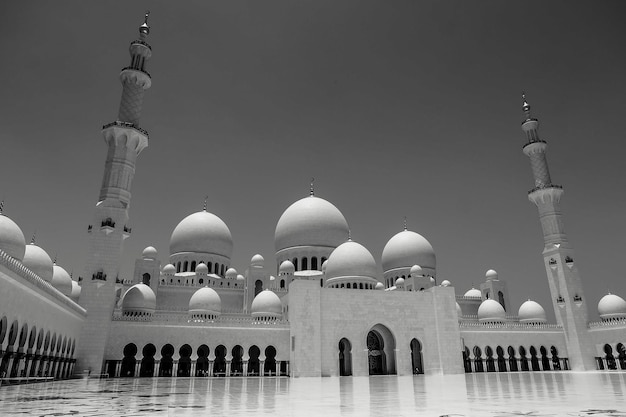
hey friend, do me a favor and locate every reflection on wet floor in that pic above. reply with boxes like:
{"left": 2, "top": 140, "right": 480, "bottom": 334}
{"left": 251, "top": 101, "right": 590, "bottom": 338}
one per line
{"left": 0, "top": 372, "right": 625, "bottom": 416}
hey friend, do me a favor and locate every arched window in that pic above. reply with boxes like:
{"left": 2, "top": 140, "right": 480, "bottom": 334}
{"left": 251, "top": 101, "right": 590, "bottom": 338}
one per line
{"left": 208, "top": 261, "right": 212, "bottom": 272}
{"left": 410, "top": 339, "right": 423, "bottom": 374}
{"left": 498, "top": 291, "right": 506, "bottom": 310}
{"left": 220, "top": 264, "right": 225, "bottom": 276}
{"left": 177, "top": 262, "right": 181, "bottom": 273}
{"left": 339, "top": 338, "right": 352, "bottom": 376}
{"left": 142, "top": 273, "right": 150, "bottom": 286}
{"left": 302, "top": 257, "right": 308, "bottom": 270}
{"left": 311, "top": 257, "right": 318, "bottom": 270}
{"left": 191, "top": 261, "right": 197, "bottom": 272}
{"left": 183, "top": 261, "right": 188, "bottom": 272}
{"left": 280, "top": 279, "right": 285, "bottom": 289}
{"left": 255, "top": 280, "right": 263, "bottom": 297}
{"left": 292, "top": 258, "right": 298, "bottom": 271}
{"left": 214, "top": 263, "right": 219, "bottom": 274}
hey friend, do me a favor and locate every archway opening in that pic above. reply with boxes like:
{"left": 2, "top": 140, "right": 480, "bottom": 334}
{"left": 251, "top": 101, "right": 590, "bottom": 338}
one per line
{"left": 159, "top": 344, "right": 174, "bottom": 377}
{"left": 485, "top": 346, "right": 495, "bottom": 372}
{"left": 120, "top": 343, "right": 137, "bottom": 377}
{"left": 213, "top": 345, "right": 226, "bottom": 376}
{"left": 196, "top": 345, "right": 209, "bottom": 377}
{"left": 410, "top": 338, "right": 423, "bottom": 375}
{"left": 463, "top": 346, "right": 472, "bottom": 373}
{"left": 142, "top": 273, "right": 151, "bottom": 286}
{"left": 540, "top": 346, "right": 551, "bottom": 370}
{"left": 496, "top": 346, "right": 506, "bottom": 372}
{"left": 231, "top": 345, "right": 243, "bottom": 376}
{"left": 530, "top": 346, "right": 540, "bottom": 371}
{"left": 264, "top": 346, "right": 277, "bottom": 376}
{"left": 339, "top": 338, "right": 352, "bottom": 376}
{"left": 605, "top": 344, "right": 617, "bottom": 370}
{"left": 255, "top": 280, "right": 263, "bottom": 297}
{"left": 551, "top": 346, "right": 561, "bottom": 370}
{"left": 473, "top": 346, "right": 484, "bottom": 372}
{"left": 140, "top": 343, "right": 156, "bottom": 377}
{"left": 178, "top": 344, "right": 192, "bottom": 377}
{"left": 507, "top": 346, "right": 518, "bottom": 372}
{"left": 248, "top": 345, "right": 260, "bottom": 376}
{"left": 519, "top": 346, "right": 529, "bottom": 371}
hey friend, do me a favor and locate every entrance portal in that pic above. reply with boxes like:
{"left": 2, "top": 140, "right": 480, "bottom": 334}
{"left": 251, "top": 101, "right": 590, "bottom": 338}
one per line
{"left": 410, "top": 339, "right": 423, "bottom": 374}
{"left": 366, "top": 324, "right": 396, "bottom": 375}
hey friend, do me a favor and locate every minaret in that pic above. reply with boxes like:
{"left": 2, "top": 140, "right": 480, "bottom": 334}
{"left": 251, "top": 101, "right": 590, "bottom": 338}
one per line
{"left": 521, "top": 93, "right": 595, "bottom": 371}
{"left": 75, "top": 13, "right": 153, "bottom": 375}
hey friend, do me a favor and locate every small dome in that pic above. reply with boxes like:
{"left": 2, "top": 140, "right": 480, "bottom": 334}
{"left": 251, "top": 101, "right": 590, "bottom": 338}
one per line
{"left": 169, "top": 211, "right": 233, "bottom": 258}
{"left": 0, "top": 215, "right": 26, "bottom": 261}
{"left": 251, "top": 290, "right": 282, "bottom": 318}
{"left": 189, "top": 287, "right": 222, "bottom": 316}
{"left": 236, "top": 274, "right": 245, "bottom": 281}
{"left": 381, "top": 230, "right": 435, "bottom": 274}
{"left": 225, "top": 267, "right": 237, "bottom": 279}
{"left": 598, "top": 293, "right": 626, "bottom": 320}
{"left": 440, "top": 279, "right": 451, "bottom": 287}
{"left": 251, "top": 254, "right": 264, "bottom": 267}
{"left": 478, "top": 299, "right": 506, "bottom": 323}
{"left": 163, "top": 263, "right": 176, "bottom": 275}
{"left": 142, "top": 246, "right": 158, "bottom": 260}
{"left": 122, "top": 283, "right": 156, "bottom": 315}
{"left": 464, "top": 288, "right": 482, "bottom": 298}
{"left": 486, "top": 269, "right": 498, "bottom": 280}
{"left": 375, "top": 282, "right": 384, "bottom": 290}
{"left": 518, "top": 299, "right": 547, "bottom": 323}
{"left": 395, "top": 277, "right": 405, "bottom": 287}
{"left": 275, "top": 196, "right": 349, "bottom": 252}
{"left": 51, "top": 265, "right": 73, "bottom": 296}
{"left": 325, "top": 240, "right": 378, "bottom": 281}
{"left": 456, "top": 302, "right": 462, "bottom": 318}
{"left": 410, "top": 265, "right": 423, "bottom": 276}
{"left": 429, "top": 277, "right": 435, "bottom": 285}
{"left": 279, "top": 260, "right": 295, "bottom": 275}
{"left": 195, "top": 262, "right": 208, "bottom": 274}
{"left": 23, "top": 244, "right": 53, "bottom": 282}
{"left": 70, "top": 281, "right": 81, "bottom": 302}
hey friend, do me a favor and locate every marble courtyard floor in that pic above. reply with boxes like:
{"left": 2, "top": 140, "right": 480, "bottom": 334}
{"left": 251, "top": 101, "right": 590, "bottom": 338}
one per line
{"left": 0, "top": 372, "right": 625, "bottom": 416}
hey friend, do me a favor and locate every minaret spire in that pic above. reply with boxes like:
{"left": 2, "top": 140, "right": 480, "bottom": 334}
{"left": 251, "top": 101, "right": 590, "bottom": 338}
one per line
{"left": 521, "top": 93, "right": 595, "bottom": 371}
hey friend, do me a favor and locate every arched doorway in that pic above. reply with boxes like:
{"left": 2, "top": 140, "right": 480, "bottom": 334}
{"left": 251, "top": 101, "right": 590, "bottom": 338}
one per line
{"left": 519, "top": 346, "right": 529, "bottom": 371}
{"left": 530, "top": 346, "right": 540, "bottom": 371}
{"left": 551, "top": 346, "right": 561, "bottom": 370}
{"left": 139, "top": 344, "right": 156, "bottom": 377}
{"left": 159, "top": 344, "right": 174, "bottom": 377}
{"left": 120, "top": 343, "right": 137, "bottom": 377}
{"left": 338, "top": 338, "right": 352, "bottom": 376}
{"left": 605, "top": 344, "right": 617, "bottom": 370}
{"left": 496, "top": 346, "right": 506, "bottom": 372}
{"left": 196, "top": 345, "right": 209, "bottom": 376}
{"left": 178, "top": 344, "right": 192, "bottom": 377}
{"left": 540, "top": 346, "right": 551, "bottom": 370}
{"left": 463, "top": 346, "right": 472, "bottom": 373}
{"left": 507, "top": 346, "right": 518, "bottom": 372}
{"left": 366, "top": 324, "right": 396, "bottom": 375}
{"left": 473, "top": 346, "right": 484, "bottom": 372}
{"left": 485, "top": 346, "right": 495, "bottom": 372}
{"left": 255, "top": 280, "right": 263, "bottom": 297}
{"left": 410, "top": 339, "right": 423, "bottom": 375}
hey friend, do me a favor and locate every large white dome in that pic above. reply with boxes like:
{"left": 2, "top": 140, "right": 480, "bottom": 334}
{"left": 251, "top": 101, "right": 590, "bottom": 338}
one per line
{"left": 170, "top": 211, "right": 233, "bottom": 258}
{"left": 598, "top": 293, "right": 626, "bottom": 320}
{"left": 518, "top": 299, "right": 547, "bottom": 323}
{"left": 122, "top": 283, "right": 156, "bottom": 315}
{"left": 275, "top": 196, "right": 349, "bottom": 252}
{"left": 381, "top": 230, "right": 435, "bottom": 273}
{"left": 189, "top": 287, "right": 221, "bottom": 317}
{"left": 478, "top": 299, "right": 506, "bottom": 323}
{"left": 325, "top": 240, "right": 378, "bottom": 281}
{"left": 23, "top": 244, "right": 54, "bottom": 282}
{"left": 51, "top": 265, "right": 73, "bottom": 296}
{"left": 0, "top": 215, "right": 26, "bottom": 261}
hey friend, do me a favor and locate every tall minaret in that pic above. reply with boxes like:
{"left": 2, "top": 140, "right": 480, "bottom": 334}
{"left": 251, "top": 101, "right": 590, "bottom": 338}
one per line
{"left": 521, "top": 93, "right": 595, "bottom": 371}
{"left": 75, "top": 13, "right": 153, "bottom": 375}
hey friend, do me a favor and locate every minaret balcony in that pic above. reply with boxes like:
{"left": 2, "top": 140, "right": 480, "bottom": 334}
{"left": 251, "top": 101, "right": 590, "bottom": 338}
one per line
{"left": 101, "top": 218, "right": 116, "bottom": 235}
{"left": 123, "top": 225, "right": 132, "bottom": 240}
{"left": 522, "top": 138, "right": 547, "bottom": 149}
{"left": 102, "top": 120, "right": 149, "bottom": 137}
{"left": 120, "top": 67, "right": 151, "bottom": 89}
{"left": 528, "top": 184, "right": 563, "bottom": 195}
{"left": 130, "top": 39, "right": 152, "bottom": 50}
{"left": 102, "top": 121, "right": 149, "bottom": 154}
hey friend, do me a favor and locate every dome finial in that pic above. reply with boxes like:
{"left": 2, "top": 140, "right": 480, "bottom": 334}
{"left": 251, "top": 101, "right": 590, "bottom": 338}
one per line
{"left": 403, "top": 216, "right": 407, "bottom": 231}
{"left": 348, "top": 228, "right": 352, "bottom": 241}
{"left": 139, "top": 10, "right": 150, "bottom": 36}
{"left": 0, "top": 199, "right": 4, "bottom": 215}
{"left": 30, "top": 230, "right": 36, "bottom": 245}
{"left": 203, "top": 195, "right": 208, "bottom": 211}
{"left": 310, "top": 177, "right": 315, "bottom": 196}
{"left": 522, "top": 91, "right": 531, "bottom": 118}
{"left": 53, "top": 253, "right": 57, "bottom": 265}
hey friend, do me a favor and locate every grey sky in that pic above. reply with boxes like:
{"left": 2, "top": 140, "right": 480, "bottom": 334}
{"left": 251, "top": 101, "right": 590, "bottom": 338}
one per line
{"left": 0, "top": 1, "right": 625, "bottom": 320}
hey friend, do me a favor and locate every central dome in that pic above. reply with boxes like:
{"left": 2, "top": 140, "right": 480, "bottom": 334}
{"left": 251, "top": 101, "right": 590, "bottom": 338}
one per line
{"left": 381, "top": 230, "right": 435, "bottom": 273}
{"left": 275, "top": 196, "right": 349, "bottom": 252}
{"left": 170, "top": 211, "right": 233, "bottom": 258}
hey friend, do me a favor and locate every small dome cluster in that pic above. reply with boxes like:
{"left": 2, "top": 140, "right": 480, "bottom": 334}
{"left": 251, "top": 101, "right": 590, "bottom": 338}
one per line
{"left": 23, "top": 243, "right": 54, "bottom": 282}
{"left": 52, "top": 264, "right": 73, "bottom": 296}
{"left": 464, "top": 288, "right": 482, "bottom": 298}
{"left": 0, "top": 215, "right": 26, "bottom": 261}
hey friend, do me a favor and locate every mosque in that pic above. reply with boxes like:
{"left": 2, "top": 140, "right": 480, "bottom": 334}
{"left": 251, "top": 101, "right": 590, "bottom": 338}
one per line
{"left": 0, "top": 15, "right": 625, "bottom": 382}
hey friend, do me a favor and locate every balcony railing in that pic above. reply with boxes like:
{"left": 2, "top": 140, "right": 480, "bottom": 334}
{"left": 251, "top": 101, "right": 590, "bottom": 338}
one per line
{"left": 130, "top": 39, "right": 152, "bottom": 50}
{"left": 528, "top": 184, "right": 563, "bottom": 195}
{"left": 121, "top": 66, "right": 151, "bottom": 79}
{"left": 102, "top": 120, "right": 149, "bottom": 137}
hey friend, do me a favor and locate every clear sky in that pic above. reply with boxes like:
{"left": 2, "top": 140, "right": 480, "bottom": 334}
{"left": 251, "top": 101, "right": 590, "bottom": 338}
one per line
{"left": 0, "top": 1, "right": 625, "bottom": 321}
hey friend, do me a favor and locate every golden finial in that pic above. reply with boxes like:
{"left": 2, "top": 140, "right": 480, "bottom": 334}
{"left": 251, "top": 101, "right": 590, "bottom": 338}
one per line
{"left": 310, "top": 177, "right": 315, "bottom": 196}
{"left": 203, "top": 196, "right": 208, "bottom": 211}
{"left": 348, "top": 228, "right": 352, "bottom": 241}
{"left": 403, "top": 216, "right": 407, "bottom": 231}
{"left": 139, "top": 10, "right": 150, "bottom": 36}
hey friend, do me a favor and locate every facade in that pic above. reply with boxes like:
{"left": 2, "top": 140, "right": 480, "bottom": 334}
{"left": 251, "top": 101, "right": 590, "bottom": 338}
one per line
{"left": 1, "top": 17, "right": 626, "bottom": 383}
